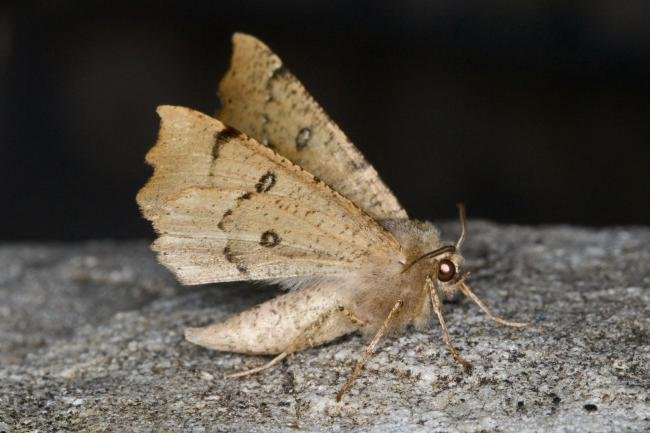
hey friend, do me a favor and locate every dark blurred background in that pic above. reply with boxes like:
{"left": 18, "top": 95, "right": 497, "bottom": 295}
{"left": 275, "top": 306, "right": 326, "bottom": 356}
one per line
{"left": 1, "top": 1, "right": 649, "bottom": 241}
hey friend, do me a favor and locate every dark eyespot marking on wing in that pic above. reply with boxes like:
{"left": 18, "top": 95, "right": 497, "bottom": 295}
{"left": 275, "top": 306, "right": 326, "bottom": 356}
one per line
{"left": 260, "top": 230, "right": 281, "bottom": 247}
{"left": 295, "top": 127, "right": 312, "bottom": 150}
{"left": 255, "top": 171, "right": 276, "bottom": 193}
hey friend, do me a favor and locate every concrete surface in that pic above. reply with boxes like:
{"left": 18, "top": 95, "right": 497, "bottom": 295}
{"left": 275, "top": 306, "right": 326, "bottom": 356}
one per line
{"left": 1, "top": 221, "right": 648, "bottom": 432}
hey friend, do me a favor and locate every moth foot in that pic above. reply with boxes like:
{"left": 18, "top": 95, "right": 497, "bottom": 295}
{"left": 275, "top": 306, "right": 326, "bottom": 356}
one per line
{"left": 490, "top": 316, "right": 528, "bottom": 328}
{"left": 337, "top": 305, "right": 367, "bottom": 326}
{"left": 227, "top": 352, "right": 288, "bottom": 379}
{"left": 452, "top": 353, "right": 473, "bottom": 372}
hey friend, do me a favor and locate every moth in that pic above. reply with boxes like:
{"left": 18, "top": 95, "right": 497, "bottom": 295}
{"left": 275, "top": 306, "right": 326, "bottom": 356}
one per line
{"left": 137, "top": 33, "right": 526, "bottom": 401}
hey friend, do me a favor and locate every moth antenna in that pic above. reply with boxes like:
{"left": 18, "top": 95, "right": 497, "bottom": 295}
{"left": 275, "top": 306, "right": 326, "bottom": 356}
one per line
{"left": 455, "top": 203, "right": 467, "bottom": 250}
{"left": 401, "top": 245, "right": 455, "bottom": 273}
{"left": 459, "top": 281, "right": 528, "bottom": 328}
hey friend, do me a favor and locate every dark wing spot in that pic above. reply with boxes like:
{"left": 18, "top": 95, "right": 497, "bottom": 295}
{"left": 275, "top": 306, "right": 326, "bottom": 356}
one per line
{"left": 295, "top": 127, "right": 312, "bottom": 150}
{"left": 260, "top": 230, "right": 281, "bottom": 247}
{"left": 255, "top": 171, "right": 277, "bottom": 193}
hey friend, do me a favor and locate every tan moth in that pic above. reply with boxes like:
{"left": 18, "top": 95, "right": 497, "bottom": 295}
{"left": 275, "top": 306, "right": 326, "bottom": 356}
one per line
{"left": 137, "top": 33, "right": 526, "bottom": 401}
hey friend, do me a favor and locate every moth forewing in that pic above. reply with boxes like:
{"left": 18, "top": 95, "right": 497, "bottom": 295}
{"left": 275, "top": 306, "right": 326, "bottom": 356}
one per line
{"left": 138, "top": 105, "right": 403, "bottom": 286}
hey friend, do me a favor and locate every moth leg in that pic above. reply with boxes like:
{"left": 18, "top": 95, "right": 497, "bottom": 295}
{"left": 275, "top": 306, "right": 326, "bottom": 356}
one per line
{"left": 428, "top": 276, "right": 472, "bottom": 371}
{"left": 336, "top": 299, "right": 403, "bottom": 402}
{"left": 227, "top": 352, "right": 289, "bottom": 378}
{"left": 337, "top": 305, "right": 367, "bottom": 327}
{"left": 459, "top": 282, "right": 528, "bottom": 328}
{"left": 228, "top": 305, "right": 364, "bottom": 379}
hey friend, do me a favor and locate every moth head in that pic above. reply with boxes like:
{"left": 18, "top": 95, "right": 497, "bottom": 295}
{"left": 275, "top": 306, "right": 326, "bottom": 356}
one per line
{"left": 402, "top": 203, "right": 469, "bottom": 297}
{"left": 434, "top": 252, "right": 469, "bottom": 299}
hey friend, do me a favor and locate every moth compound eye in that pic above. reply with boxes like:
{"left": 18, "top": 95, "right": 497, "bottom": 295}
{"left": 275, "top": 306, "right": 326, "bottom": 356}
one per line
{"left": 437, "top": 259, "right": 456, "bottom": 282}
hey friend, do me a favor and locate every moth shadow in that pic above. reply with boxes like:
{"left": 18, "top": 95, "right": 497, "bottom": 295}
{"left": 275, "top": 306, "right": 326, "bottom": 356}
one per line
{"left": 175, "top": 281, "right": 284, "bottom": 325}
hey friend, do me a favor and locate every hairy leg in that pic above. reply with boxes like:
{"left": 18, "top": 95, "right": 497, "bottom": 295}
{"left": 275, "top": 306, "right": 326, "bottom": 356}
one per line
{"left": 428, "top": 276, "right": 472, "bottom": 371}
{"left": 336, "top": 299, "right": 403, "bottom": 401}
{"left": 459, "top": 282, "right": 528, "bottom": 327}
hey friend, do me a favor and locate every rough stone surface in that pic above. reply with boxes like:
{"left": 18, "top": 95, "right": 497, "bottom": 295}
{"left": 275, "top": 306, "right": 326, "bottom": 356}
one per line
{"left": 1, "top": 222, "right": 648, "bottom": 432}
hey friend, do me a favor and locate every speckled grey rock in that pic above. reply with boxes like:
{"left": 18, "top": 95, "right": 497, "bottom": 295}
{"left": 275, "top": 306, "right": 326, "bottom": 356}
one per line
{"left": 1, "top": 222, "right": 649, "bottom": 432}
